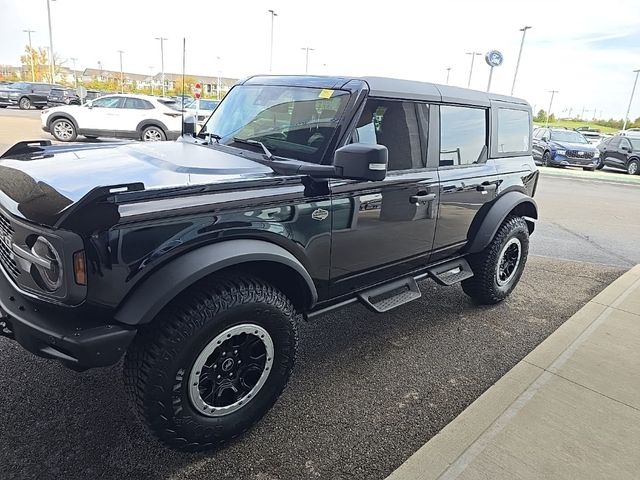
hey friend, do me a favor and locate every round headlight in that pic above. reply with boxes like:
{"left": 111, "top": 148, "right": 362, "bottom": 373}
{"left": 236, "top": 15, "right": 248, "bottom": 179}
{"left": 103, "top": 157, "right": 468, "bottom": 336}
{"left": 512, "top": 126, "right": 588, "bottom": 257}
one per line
{"left": 31, "top": 237, "right": 63, "bottom": 292}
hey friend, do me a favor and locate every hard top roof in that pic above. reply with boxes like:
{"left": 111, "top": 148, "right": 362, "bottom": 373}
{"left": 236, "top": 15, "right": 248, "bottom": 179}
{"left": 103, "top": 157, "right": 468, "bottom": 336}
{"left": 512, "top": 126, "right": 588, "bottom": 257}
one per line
{"left": 241, "top": 75, "right": 529, "bottom": 108}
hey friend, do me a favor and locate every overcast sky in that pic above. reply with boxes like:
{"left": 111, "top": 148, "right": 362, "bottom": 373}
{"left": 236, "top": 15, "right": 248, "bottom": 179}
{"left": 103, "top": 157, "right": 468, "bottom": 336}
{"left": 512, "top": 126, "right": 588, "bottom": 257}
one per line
{"left": 1, "top": 0, "right": 639, "bottom": 118}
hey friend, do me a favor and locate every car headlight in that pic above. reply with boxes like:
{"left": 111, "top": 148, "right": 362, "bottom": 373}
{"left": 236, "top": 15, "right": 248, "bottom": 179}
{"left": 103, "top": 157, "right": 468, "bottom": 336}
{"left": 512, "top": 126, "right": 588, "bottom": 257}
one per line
{"left": 555, "top": 150, "right": 566, "bottom": 156}
{"left": 8, "top": 92, "right": 20, "bottom": 98}
{"left": 30, "top": 237, "right": 63, "bottom": 292}
{"left": 593, "top": 151, "right": 600, "bottom": 158}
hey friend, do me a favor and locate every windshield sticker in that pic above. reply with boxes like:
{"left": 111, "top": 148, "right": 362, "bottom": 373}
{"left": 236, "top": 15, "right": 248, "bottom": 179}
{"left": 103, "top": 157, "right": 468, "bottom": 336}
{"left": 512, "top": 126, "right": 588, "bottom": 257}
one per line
{"left": 318, "top": 89, "right": 334, "bottom": 99}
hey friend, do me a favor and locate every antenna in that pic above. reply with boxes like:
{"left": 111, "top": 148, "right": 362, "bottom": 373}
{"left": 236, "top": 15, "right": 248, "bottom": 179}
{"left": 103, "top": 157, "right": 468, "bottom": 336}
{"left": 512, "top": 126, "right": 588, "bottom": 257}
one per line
{"left": 181, "top": 37, "right": 186, "bottom": 137}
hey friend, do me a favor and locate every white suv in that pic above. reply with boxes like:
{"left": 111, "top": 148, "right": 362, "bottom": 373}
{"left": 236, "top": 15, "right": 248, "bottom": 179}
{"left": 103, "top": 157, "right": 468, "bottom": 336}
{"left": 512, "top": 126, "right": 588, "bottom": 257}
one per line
{"left": 41, "top": 94, "right": 183, "bottom": 142}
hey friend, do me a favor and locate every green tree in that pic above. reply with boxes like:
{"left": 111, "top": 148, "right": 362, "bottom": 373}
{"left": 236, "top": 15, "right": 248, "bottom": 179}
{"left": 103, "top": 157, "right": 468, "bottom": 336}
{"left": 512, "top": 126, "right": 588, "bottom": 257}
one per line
{"left": 170, "top": 76, "right": 197, "bottom": 97}
{"left": 548, "top": 113, "right": 556, "bottom": 123}
{"left": 534, "top": 109, "right": 547, "bottom": 122}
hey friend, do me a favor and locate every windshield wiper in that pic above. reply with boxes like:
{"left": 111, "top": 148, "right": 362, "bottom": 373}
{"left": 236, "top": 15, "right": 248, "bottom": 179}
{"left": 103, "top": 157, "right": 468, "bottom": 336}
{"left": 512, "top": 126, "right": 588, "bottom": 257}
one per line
{"left": 233, "top": 137, "right": 274, "bottom": 160}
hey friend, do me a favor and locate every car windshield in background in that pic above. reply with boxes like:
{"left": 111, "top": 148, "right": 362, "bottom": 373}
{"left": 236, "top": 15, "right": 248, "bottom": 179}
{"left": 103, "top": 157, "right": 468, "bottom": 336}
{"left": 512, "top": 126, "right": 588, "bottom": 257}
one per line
{"left": 158, "top": 99, "right": 181, "bottom": 111}
{"left": 551, "top": 130, "right": 588, "bottom": 144}
{"left": 200, "top": 85, "right": 350, "bottom": 164}
{"left": 186, "top": 100, "right": 219, "bottom": 110}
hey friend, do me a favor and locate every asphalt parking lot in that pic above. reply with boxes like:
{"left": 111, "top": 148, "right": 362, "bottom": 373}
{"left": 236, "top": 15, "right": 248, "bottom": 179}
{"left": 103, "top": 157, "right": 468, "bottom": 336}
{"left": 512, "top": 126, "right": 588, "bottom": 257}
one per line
{"left": 0, "top": 109, "right": 638, "bottom": 480}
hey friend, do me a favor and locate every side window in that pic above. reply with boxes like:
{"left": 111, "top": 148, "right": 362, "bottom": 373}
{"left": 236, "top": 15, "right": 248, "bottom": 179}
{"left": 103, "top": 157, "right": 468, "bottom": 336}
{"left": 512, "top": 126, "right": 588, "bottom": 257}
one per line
{"left": 440, "top": 105, "right": 487, "bottom": 166}
{"left": 355, "top": 99, "right": 423, "bottom": 171}
{"left": 91, "top": 96, "right": 122, "bottom": 108}
{"left": 497, "top": 108, "right": 530, "bottom": 153}
{"left": 124, "top": 97, "right": 153, "bottom": 109}
{"left": 609, "top": 137, "right": 621, "bottom": 148}
{"left": 621, "top": 138, "right": 631, "bottom": 149}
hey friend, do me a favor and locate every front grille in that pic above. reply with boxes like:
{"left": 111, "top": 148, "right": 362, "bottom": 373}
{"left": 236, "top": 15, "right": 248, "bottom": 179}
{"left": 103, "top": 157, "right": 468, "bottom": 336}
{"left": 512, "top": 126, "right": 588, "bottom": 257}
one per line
{"left": 566, "top": 150, "right": 594, "bottom": 159}
{"left": 0, "top": 212, "right": 20, "bottom": 279}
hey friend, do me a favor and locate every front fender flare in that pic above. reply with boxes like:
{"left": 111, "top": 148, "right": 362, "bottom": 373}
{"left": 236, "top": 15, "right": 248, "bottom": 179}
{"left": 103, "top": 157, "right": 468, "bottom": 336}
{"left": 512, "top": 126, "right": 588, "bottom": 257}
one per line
{"left": 466, "top": 191, "right": 538, "bottom": 254}
{"left": 114, "top": 239, "right": 318, "bottom": 326}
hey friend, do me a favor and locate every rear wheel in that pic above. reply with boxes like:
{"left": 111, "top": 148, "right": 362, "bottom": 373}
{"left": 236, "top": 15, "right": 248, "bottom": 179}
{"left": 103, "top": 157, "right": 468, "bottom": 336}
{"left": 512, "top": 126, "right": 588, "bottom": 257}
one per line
{"left": 628, "top": 159, "right": 639, "bottom": 175}
{"left": 542, "top": 151, "right": 552, "bottom": 167}
{"left": 18, "top": 97, "right": 31, "bottom": 110}
{"left": 141, "top": 125, "right": 166, "bottom": 141}
{"left": 596, "top": 158, "right": 605, "bottom": 170}
{"left": 462, "top": 216, "right": 529, "bottom": 305}
{"left": 50, "top": 118, "right": 77, "bottom": 142}
{"left": 123, "top": 276, "right": 298, "bottom": 451}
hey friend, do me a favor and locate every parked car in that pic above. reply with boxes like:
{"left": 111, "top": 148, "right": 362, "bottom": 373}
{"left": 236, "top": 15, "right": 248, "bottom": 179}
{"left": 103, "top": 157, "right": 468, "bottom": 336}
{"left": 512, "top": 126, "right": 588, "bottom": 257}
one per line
{"left": 596, "top": 135, "right": 640, "bottom": 174}
{"left": 532, "top": 127, "right": 599, "bottom": 170}
{"left": 47, "top": 87, "right": 81, "bottom": 107}
{"left": 41, "top": 93, "right": 183, "bottom": 142}
{"left": 574, "top": 127, "right": 602, "bottom": 145}
{"left": 184, "top": 99, "right": 219, "bottom": 126}
{"left": 174, "top": 94, "right": 194, "bottom": 109}
{"left": 0, "top": 81, "right": 62, "bottom": 109}
{"left": 618, "top": 128, "right": 640, "bottom": 138}
{"left": 0, "top": 75, "right": 538, "bottom": 450}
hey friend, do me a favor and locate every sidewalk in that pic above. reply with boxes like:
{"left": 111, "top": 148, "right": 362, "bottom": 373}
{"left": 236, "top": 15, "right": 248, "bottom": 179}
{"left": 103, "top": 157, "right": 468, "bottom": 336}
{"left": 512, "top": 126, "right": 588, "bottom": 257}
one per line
{"left": 387, "top": 265, "right": 640, "bottom": 480}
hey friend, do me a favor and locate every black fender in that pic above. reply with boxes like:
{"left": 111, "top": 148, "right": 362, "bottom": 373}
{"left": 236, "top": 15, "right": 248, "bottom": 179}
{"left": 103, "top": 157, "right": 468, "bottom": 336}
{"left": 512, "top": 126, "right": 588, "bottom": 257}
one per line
{"left": 466, "top": 191, "right": 538, "bottom": 254}
{"left": 114, "top": 239, "right": 318, "bottom": 326}
{"left": 136, "top": 119, "right": 170, "bottom": 136}
{"left": 48, "top": 112, "right": 79, "bottom": 130}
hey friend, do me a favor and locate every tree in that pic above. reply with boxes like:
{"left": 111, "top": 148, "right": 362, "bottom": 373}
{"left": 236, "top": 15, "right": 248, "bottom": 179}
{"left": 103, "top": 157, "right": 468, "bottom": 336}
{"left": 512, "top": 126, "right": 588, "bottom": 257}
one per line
{"left": 19, "top": 45, "right": 65, "bottom": 82}
{"left": 534, "top": 109, "right": 547, "bottom": 122}
{"left": 547, "top": 113, "right": 556, "bottom": 124}
{"left": 170, "top": 76, "right": 197, "bottom": 97}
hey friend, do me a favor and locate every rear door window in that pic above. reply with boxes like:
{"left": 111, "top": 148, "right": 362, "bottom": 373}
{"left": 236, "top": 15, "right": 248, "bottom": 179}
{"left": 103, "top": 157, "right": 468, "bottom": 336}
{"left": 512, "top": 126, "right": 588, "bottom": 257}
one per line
{"left": 496, "top": 108, "right": 530, "bottom": 153}
{"left": 440, "top": 106, "right": 487, "bottom": 166}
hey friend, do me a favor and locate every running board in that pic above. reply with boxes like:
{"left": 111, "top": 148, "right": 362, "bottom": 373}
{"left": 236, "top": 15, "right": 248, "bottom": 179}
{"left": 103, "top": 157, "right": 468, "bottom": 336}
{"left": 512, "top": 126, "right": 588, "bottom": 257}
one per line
{"left": 358, "top": 277, "right": 421, "bottom": 313}
{"left": 428, "top": 258, "right": 474, "bottom": 286}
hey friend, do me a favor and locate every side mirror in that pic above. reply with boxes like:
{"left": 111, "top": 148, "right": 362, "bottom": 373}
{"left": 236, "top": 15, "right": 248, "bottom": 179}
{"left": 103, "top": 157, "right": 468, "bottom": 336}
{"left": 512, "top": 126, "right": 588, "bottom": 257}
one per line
{"left": 182, "top": 114, "right": 196, "bottom": 137}
{"left": 86, "top": 102, "right": 93, "bottom": 109}
{"left": 333, "top": 143, "right": 388, "bottom": 181}
{"left": 542, "top": 136, "right": 549, "bottom": 142}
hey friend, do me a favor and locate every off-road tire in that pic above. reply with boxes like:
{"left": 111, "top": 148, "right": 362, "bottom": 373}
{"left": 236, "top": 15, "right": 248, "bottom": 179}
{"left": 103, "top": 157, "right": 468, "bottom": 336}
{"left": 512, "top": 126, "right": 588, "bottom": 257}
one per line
{"left": 123, "top": 276, "right": 298, "bottom": 451}
{"left": 462, "top": 216, "right": 529, "bottom": 305}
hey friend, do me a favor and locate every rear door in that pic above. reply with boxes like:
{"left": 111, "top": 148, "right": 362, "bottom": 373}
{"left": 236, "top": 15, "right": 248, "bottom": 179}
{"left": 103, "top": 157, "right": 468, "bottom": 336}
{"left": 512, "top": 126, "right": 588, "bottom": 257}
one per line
{"left": 329, "top": 98, "right": 440, "bottom": 296}
{"left": 431, "top": 104, "right": 498, "bottom": 262}
{"left": 115, "top": 97, "right": 156, "bottom": 138}
{"left": 32, "top": 83, "right": 52, "bottom": 106}
{"left": 603, "top": 137, "right": 622, "bottom": 168}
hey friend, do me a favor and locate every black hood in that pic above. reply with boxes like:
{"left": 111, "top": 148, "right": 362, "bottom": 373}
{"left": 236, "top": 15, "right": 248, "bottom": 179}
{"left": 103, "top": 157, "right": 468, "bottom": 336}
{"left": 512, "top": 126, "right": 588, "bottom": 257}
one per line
{"left": 0, "top": 141, "right": 274, "bottom": 227}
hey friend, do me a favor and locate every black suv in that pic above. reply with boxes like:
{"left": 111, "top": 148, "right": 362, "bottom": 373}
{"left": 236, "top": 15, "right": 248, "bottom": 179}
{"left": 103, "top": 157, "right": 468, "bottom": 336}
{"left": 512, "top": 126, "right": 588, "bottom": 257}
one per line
{"left": 597, "top": 135, "right": 640, "bottom": 174}
{"left": 0, "top": 75, "right": 538, "bottom": 450}
{"left": 0, "top": 81, "right": 61, "bottom": 109}
{"left": 47, "top": 87, "right": 81, "bottom": 107}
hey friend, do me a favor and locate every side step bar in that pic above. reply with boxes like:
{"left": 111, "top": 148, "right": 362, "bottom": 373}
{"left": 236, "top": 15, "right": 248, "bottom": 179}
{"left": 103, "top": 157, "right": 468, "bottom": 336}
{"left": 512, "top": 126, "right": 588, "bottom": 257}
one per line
{"left": 428, "top": 258, "right": 474, "bottom": 286}
{"left": 358, "top": 277, "right": 421, "bottom": 313}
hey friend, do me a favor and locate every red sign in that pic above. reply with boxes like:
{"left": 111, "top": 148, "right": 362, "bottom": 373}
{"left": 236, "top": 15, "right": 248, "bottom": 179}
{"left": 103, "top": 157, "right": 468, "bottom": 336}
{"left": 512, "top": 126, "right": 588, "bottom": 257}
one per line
{"left": 194, "top": 83, "right": 202, "bottom": 99}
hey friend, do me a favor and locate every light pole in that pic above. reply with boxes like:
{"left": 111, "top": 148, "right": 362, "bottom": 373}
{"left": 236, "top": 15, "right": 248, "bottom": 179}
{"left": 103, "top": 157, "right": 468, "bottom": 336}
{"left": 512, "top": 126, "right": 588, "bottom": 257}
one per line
{"left": 148, "top": 66, "right": 154, "bottom": 95}
{"left": 301, "top": 47, "right": 315, "bottom": 74}
{"left": 216, "top": 56, "right": 221, "bottom": 100}
{"left": 545, "top": 90, "right": 558, "bottom": 127}
{"left": 23, "top": 30, "right": 36, "bottom": 81}
{"left": 118, "top": 50, "right": 124, "bottom": 93}
{"left": 268, "top": 9, "right": 277, "bottom": 72}
{"left": 622, "top": 69, "right": 640, "bottom": 130}
{"left": 46, "top": 0, "right": 56, "bottom": 83}
{"left": 466, "top": 52, "right": 482, "bottom": 88}
{"left": 446, "top": 67, "right": 452, "bottom": 84}
{"left": 97, "top": 60, "right": 103, "bottom": 80}
{"left": 511, "top": 26, "right": 532, "bottom": 96}
{"left": 70, "top": 57, "right": 77, "bottom": 87}
{"left": 155, "top": 37, "right": 168, "bottom": 96}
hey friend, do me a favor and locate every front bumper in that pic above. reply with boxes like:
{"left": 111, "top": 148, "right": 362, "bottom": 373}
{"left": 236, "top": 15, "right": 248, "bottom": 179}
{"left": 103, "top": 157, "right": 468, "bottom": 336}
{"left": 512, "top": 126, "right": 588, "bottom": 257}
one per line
{"left": 550, "top": 154, "right": 598, "bottom": 168}
{"left": 0, "top": 271, "right": 136, "bottom": 370}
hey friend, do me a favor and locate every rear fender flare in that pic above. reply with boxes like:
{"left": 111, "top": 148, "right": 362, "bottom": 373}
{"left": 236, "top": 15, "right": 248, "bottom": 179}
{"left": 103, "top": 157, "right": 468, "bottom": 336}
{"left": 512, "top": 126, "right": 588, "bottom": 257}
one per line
{"left": 114, "top": 239, "right": 318, "bottom": 326}
{"left": 466, "top": 191, "right": 538, "bottom": 254}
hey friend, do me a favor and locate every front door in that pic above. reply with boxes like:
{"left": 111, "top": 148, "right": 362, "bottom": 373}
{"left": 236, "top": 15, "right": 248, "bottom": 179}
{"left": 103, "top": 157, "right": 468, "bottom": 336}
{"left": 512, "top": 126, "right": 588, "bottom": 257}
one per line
{"left": 431, "top": 104, "right": 498, "bottom": 261}
{"left": 329, "top": 99, "right": 439, "bottom": 297}
{"left": 76, "top": 96, "right": 123, "bottom": 136}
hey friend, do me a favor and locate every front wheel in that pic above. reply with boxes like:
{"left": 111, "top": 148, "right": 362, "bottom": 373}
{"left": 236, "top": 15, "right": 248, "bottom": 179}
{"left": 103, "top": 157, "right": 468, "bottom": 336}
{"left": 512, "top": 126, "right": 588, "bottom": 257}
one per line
{"left": 123, "top": 276, "right": 298, "bottom": 451}
{"left": 462, "top": 216, "right": 530, "bottom": 305}
{"left": 542, "top": 151, "right": 552, "bottom": 167}
{"left": 141, "top": 125, "right": 166, "bottom": 141}
{"left": 50, "top": 118, "right": 77, "bottom": 142}
{"left": 18, "top": 97, "right": 31, "bottom": 110}
{"left": 628, "top": 159, "right": 639, "bottom": 175}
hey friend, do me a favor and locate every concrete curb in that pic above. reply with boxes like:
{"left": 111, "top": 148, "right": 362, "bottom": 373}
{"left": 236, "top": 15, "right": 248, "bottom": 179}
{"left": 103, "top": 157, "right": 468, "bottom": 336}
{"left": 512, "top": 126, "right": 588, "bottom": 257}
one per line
{"left": 386, "top": 264, "right": 640, "bottom": 480}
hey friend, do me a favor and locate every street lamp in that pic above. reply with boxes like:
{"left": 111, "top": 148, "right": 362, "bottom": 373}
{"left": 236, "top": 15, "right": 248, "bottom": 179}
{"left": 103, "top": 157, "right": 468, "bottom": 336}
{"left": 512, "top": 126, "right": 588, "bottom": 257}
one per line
{"left": 301, "top": 47, "right": 315, "bottom": 74}
{"left": 148, "top": 66, "right": 154, "bottom": 95}
{"left": 446, "top": 67, "right": 452, "bottom": 85}
{"left": 622, "top": 69, "right": 640, "bottom": 130}
{"left": 46, "top": 0, "right": 56, "bottom": 83}
{"left": 466, "top": 52, "right": 482, "bottom": 88}
{"left": 545, "top": 90, "right": 558, "bottom": 127}
{"left": 155, "top": 37, "right": 168, "bottom": 96}
{"left": 511, "top": 26, "right": 532, "bottom": 96}
{"left": 23, "top": 29, "right": 36, "bottom": 82}
{"left": 268, "top": 9, "right": 277, "bottom": 72}
{"left": 70, "top": 57, "right": 77, "bottom": 87}
{"left": 118, "top": 50, "right": 124, "bottom": 93}
{"left": 216, "top": 56, "right": 222, "bottom": 100}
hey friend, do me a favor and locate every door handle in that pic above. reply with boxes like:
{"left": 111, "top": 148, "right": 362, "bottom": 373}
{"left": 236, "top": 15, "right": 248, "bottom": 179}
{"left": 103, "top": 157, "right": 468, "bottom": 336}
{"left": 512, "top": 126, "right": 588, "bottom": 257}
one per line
{"left": 477, "top": 182, "right": 497, "bottom": 193}
{"left": 409, "top": 192, "right": 436, "bottom": 204}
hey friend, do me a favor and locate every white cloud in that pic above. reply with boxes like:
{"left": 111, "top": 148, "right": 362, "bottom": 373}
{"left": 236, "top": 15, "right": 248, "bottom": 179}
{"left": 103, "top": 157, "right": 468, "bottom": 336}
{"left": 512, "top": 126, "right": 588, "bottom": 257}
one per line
{"left": 0, "top": 0, "right": 639, "bottom": 118}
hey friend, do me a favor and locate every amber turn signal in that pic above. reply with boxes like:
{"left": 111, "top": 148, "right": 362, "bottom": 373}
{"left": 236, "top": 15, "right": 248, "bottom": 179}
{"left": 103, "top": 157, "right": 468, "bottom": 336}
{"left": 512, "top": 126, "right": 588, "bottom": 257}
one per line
{"left": 73, "top": 250, "right": 87, "bottom": 285}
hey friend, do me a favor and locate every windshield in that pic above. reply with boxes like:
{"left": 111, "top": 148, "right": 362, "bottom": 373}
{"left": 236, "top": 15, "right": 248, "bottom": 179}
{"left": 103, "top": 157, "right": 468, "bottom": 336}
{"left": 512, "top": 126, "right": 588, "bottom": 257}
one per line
{"left": 550, "top": 130, "right": 588, "bottom": 144}
{"left": 186, "top": 100, "right": 219, "bottom": 110}
{"left": 200, "top": 85, "right": 351, "bottom": 164}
